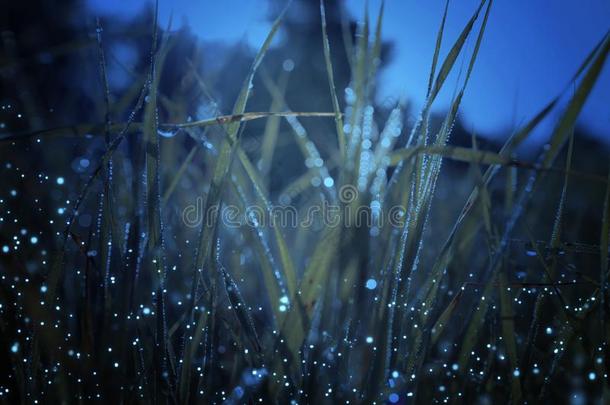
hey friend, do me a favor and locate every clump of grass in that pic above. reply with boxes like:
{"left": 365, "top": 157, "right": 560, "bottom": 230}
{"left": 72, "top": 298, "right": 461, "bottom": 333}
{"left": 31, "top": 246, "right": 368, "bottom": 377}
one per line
{"left": 1, "top": 0, "right": 609, "bottom": 403}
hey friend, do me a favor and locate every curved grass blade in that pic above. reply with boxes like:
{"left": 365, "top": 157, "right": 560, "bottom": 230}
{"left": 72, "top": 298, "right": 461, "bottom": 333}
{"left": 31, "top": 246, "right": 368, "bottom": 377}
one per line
{"left": 427, "top": 0, "right": 486, "bottom": 106}
{"left": 0, "top": 111, "right": 336, "bottom": 143}
{"left": 258, "top": 69, "right": 289, "bottom": 180}
{"left": 426, "top": 0, "right": 450, "bottom": 98}
{"left": 161, "top": 144, "right": 199, "bottom": 206}
{"left": 190, "top": 1, "right": 291, "bottom": 286}
{"left": 320, "top": 0, "right": 346, "bottom": 162}
{"left": 498, "top": 272, "right": 523, "bottom": 402}
{"left": 188, "top": 64, "right": 301, "bottom": 307}
{"left": 181, "top": 5, "right": 291, "bottom": 399}
{"left": 219, "top": 264, "right": 262, "bottom": 354}
{"left": 542, "top": 32, "right": 610, "bottom": 168}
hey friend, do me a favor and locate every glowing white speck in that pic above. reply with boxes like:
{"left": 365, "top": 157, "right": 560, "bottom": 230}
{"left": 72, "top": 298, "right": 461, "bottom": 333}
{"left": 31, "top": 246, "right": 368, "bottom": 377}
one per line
{"left": 56, "top": 177, "right": 64, "bottom": 185}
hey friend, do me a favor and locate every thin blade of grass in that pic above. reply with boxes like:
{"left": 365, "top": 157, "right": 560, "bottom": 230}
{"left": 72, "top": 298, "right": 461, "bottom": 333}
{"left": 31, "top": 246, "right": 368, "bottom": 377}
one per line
{"left": 542, "top": 32, "right": 610, "bottom": 168}
{"left": 161, "top": 144, "right": 199, "bottom": 205}
{"left": 427, "top": 0, "right": 486, "bottom": 106}
{"left": 190, "top": 3, "right": 290, "bottom": 285}
{"left": 181, "top": 6, "right": 290, "bottom": 400}
{"left": 258, "top": 69, "right": 289, "bottom": 179}
{"left": 320, "top": 0, "right": 346, "bottom": 162}
{"left": 0, "top": 111, "right": 336, "bottom": 143}
{"left": 426, "top": 0, "right": 450, "bottom": 97}
{"left": 218, "top": 264, "right": 262, "bottom": 354}
{"left": 498, "top": 272, "right": 523, "bottom": 402}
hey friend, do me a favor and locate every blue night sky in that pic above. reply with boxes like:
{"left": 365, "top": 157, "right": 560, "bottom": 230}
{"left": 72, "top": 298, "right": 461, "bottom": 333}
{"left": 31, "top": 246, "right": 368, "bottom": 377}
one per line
{"left": 88, "top": 0, "right": 610, "bottom": 146}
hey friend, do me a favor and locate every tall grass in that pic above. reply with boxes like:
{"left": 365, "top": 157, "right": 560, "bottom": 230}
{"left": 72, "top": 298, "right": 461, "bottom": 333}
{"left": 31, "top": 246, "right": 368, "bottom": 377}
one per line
{"left": 1, "top": 0, "right": 610, "bottom": 403}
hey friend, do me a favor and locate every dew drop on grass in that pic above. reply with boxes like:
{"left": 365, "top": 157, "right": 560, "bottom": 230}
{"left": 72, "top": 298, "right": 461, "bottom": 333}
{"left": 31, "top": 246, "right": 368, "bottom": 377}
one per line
{"left": 282, "top": 58, "right": 294, "bottom": 72}
{"left": 365, "top": 279, "right": 377, "bottom": 290}
{"left": 323, "top": 177, "right": 334, "bottom": 188}
{"left": 157, "top": 128, "right": 178, "bottom": 138}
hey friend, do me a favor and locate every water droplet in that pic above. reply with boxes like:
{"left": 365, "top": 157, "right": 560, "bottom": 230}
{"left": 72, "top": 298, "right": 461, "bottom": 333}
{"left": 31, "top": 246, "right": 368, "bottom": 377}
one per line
{"left": 157, "top": 128, "right": 178, "bottom": 138}
{"left": 282, "top": 58, "right": 295, "bottom": 72}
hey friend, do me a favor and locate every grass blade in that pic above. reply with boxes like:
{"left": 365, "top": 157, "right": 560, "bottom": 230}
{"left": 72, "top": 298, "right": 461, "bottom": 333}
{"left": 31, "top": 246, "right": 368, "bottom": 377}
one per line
{"left": 542, "top": 32, "right": 610, "bottom": 168}
{"left": 320, "top": 0, "right": 346, "bottom": 162}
